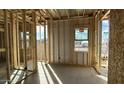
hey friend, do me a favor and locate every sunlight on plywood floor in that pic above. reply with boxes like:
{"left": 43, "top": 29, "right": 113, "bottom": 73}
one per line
{"left": 22, "top": 62, "right": 107, "bottom": 84}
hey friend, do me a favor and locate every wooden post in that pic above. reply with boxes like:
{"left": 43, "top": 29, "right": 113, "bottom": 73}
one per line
{"left": 10, "top": 12, "right": 14, "bottom": 70}
{"left": 98, "top": 19, "right": 102, "bottom": 68}
{"left": 22, "top": 10, "right": 27, "bottom": 70}
{"left": 4, "top": 9, "right": 10, "bottom": 82}
{"left": 44, "top": 21, "right": 47, "bottom": 62}
{"left": 47, "top": 20, "right": 50, "bottom": 63}
{"left": 32, "top": 10, "right": 37, "bottom": 71}
{"left": 39, "top": 25, "right": 42, "bottom": 61}
{"left": 16, "top": 13, "right": 21, "bottom": 68}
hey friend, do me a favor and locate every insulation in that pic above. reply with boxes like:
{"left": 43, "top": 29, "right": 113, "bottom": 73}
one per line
{"left": 108, "top": 10, "right": 124, "bottom": 83}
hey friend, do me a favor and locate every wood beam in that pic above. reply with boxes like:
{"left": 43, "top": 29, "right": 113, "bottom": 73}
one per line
{"left": 39, "top": 10, "right": 46, "bottom": 21}
{"left": 100, "top": 10, "right": 110, "bottom": 20}
{"left": 94, "top": 10, "right": 101, "bottom": 18}
{"left": 10, "top": 11, "right": 14, "bottom": 71}
{"left": 54, "top": 9, "right": 61, "bottom": 19}
{"left": 65, "top": 9, "right": 70, "bottom": 19}
{"left": 41, "top": 9, "right": 51, "bottom": 18}
{"left": 44, "top": 9, "right": 53, "bottom": 19}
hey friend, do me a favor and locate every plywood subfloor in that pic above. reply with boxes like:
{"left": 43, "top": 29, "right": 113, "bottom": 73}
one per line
{"left": 0, "top": 62, "right": 7, "bottom": 84}
{"left": 22, "top": 62, "right": 107, "bottom": 84}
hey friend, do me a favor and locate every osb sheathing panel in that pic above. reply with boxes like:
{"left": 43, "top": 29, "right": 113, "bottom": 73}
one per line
{"left": 53, "top": 21, "right": 59, "bottom": 63}
{"left": 48, "top": 18, "right": 94, "bottom": 66}
{"left": 48, "top": 20, "right": 54, "bottom": 63}
{"left": 108, "top": 10, "right": 124, "bottom": 83}
{"left": 64, "top": 20, "right": 71, "bottom": 64}
{"left": 59, "top": 20, "right": 64, "bottom": 63}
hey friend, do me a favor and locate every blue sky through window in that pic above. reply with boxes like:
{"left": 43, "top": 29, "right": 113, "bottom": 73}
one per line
{"left": 102, "top": 20, "right": 109, "bottom": 42}
{"left": 36, "top": 25, "right": 48, "bottom": 40}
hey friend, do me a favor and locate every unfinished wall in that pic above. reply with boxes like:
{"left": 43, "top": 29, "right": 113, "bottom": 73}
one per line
{"left": 48, "top": 17, "right": 95, "bottom": 66}
{"left": 108, "top": 10, "right": 124, "bottom": 83}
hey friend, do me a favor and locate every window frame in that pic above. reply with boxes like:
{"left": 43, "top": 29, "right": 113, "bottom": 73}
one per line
{"left": 74, "top": 27, "right": 89, "bottom": 52}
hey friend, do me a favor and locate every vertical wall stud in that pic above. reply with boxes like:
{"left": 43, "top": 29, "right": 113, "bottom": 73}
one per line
{"left": 4, "top": 9, "right": 10, "bottom": 82}
{"left": 44, "top": 21, "right": 47, "bottom": 62}
{"left": 22, "top": 10, "right": 27, "bottom": 70}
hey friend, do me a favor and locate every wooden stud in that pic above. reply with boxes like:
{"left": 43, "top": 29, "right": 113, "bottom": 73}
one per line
{"left": 32, "top": 10, "right": 37, "bottom": 71}
{"left": 16, "top": 13, "right": 21, "bottom": 68}
{"left": 51, "top": 19, "right": 54, "bottom": 63}
{"left": 44, "top": 21, "right": 47, "bottom": 61}
{"left": 47, "top": 21, "right": 51, "bottom": 63}
{"left": 9, "top": 12, "right": 14, "bottom": 71}
{"left": 22, "top": 10, "right": 27, "bottom": 70}
{"left": 12, "top": 13, "right": 18, "bottom": 69}
{"left": 57, "top": 20, "right": 60, "bottom": 63}
{"left": 4, "top": 9, "right": 10, "bottom": 81}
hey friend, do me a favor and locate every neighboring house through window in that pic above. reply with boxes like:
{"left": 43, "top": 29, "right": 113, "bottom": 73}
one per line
{"left": 74, "top": 27, "right": 88, "bottom": 52}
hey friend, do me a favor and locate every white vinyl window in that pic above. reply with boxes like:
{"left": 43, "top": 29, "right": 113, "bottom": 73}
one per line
{"left": 74, "top": 27, "right": 88, "bottom": 52}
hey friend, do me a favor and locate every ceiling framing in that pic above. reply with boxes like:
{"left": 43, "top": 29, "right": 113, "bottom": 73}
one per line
{"left": 0, "top": 9, "right": 110, "bottom": 25}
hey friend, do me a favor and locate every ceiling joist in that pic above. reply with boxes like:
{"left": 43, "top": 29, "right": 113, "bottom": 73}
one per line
{"left": 44, "top": 9, "right": 53, "bottom": 19}
{"left": 65, "top": 9, "right": 70, "bottom": 19}
{"left": 54, "top": 9, "right": 61, "bottom": 19}
{"left": 39, "top": 10, "right": 46, "bottom": 21}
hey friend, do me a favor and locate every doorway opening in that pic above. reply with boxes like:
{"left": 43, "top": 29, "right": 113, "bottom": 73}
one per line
{"left": 100, "top": 20, "right": 109, "bottom": 77}
{"left": 36, "top": 23, "right": 48, "bottom": 62}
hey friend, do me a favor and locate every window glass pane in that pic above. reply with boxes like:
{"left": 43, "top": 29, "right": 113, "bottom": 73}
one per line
{"left": 75, "top": 28, "right": 88, "bottom": 40}
{"left": 74, "top": 28, "right": 88, "bottom": 52}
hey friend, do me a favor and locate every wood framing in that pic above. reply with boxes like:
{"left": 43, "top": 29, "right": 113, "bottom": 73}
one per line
{"left": 22, "top": 10, "right": 27, "bottom": 70}
{"left": 54, "top": 9, "right": 61, "bottom": 19}
{"left": 100, "top": 10, "right": 110, "bottom": 21}
{"left": 44, "top": 9, "right": 53, "bottom": 19}
{"left": 4, "top": 9, "right": 10, "bottom": 81}
{"left": 44, "top": 21, "right": 47, "bottom": 61}
{"left": 39, "top": 10, "right": 46, "bottom": 21}
{"left": 65, "top": 9, "right": 70, "bottom": 19}
{"left": 32, "top": 10, "right": 37, "bottom": 71}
